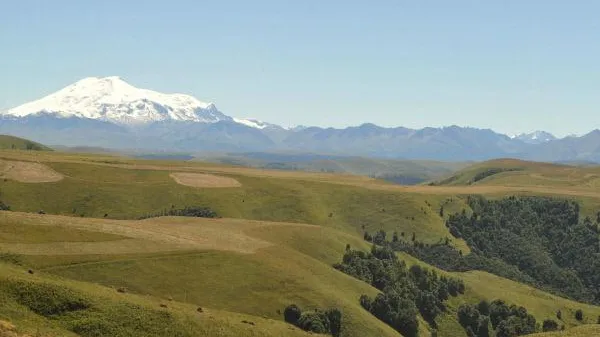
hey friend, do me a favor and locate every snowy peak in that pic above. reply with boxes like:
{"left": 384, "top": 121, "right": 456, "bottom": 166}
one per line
{"left": 232, "top": 117, "right": 284, "bottom": 130}
{"left": 514, "top": 131, "right": 556, "bottom": 144}
{"left": 4, "top": 76, "right": 230, "bottom": 125}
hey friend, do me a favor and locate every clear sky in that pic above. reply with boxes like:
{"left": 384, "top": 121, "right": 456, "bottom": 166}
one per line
{"left": 1, "top": 0, "right": 599, "bottom": 137}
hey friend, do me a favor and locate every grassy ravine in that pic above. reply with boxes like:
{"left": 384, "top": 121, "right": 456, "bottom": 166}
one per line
{"left": 0, "top": 150, "right": 600, "bottom": 336}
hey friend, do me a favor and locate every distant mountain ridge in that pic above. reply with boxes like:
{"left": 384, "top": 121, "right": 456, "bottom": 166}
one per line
{"left": 1, "top": 76, "right": 599, "bottom": 162}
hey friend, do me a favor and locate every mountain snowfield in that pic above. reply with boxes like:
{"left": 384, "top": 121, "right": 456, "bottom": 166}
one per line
{"left": 4, "top": 76, "right": 268, "bottom": 128}
{"left": 513, "top": 131, "right": 557, "bottom": 144}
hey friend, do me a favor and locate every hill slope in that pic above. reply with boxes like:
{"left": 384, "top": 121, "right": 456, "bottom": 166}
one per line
{"left": 0, "top": 135, "right": 52, "bottom": 151}
{"left": 0, "top": 151, "right": 599, "bottom": 336}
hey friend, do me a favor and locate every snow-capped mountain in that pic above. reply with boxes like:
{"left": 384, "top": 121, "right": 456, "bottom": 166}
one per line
{"left": 1, "top": 76, "right": 599, "bottom": 162}
{"left": 514, "top": 131, "right": 557, "bottom": 144}
{"left": 4, "top": 76, "right": 233, "bottom": 125}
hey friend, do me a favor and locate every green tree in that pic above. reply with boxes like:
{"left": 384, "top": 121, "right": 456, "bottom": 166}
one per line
{"left": 477, "top": 300, "right": 490, "bottom": 316}
{"left": 575, "top": 309, "right": 584, "bottom": 321}
{"left": 326, "top": 308, "right": 342, "bottom": 337}
{"left": 542, "top": 319, "right": 559, "bottom": 332}
{"left": 283, "top": 304, "right": 302, "bottom": 325}
{"left": 297, "top": 311, "right": 329, "bottom": 334}
{"left": 476, "top": 316, "right": 490, "bottom": 337}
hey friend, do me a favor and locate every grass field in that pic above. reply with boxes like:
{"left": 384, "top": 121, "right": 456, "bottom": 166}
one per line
{"left": 0, "top": 148, "right": 599, "bottom": 336}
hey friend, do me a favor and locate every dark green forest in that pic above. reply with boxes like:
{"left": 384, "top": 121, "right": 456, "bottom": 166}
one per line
{"left": 368, "top": 196, "right": 600, "bottom": 305}
{"left": 334, "top": 245, "right": 465, "bottom": 337}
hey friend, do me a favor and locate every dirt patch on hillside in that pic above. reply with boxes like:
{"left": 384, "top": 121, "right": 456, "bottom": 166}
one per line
{"left": 170, "top": 172, "right": 241, "bottom": 188}
{"left": 0, "top": 160, "right": 63, "bottom": 183}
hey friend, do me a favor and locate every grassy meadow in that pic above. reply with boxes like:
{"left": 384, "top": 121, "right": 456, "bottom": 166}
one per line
{"left": 0, "top": 148, "right": 599, "bottom": 336}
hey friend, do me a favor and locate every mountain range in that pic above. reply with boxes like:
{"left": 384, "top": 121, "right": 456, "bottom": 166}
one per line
{"left": 1, "top": 76, "right": 599, "bottom": 162}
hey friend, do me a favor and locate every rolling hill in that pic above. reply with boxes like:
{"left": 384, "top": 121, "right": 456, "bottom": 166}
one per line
{"left": 0, "top": 151, "right": 599, "bottom": 336}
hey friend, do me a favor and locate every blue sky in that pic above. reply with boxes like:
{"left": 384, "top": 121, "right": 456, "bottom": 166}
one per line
{"left": 1, "top": 0, "right": 599, "bottom": 136}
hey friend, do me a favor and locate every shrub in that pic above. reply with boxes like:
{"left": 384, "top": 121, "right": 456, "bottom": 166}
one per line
{"left": 283, "top": 305, "right": 342, "bottom": 336}
{"left": 326, "top": 308, "right": 342, "bottom": 337}
{"left": 542, "top": 319, "right": 559, "bottom": 332}
{"left": 297, "top": 311, "right": 329, "bottom": 334}
{"left": 283, "top": 304, "right": 302, "bottom": 325}
{"left": 575, "top": 309, "right": 584, "bottom": 321}
{"left": 138, "top": 206, "right": 217, "bottom": 220}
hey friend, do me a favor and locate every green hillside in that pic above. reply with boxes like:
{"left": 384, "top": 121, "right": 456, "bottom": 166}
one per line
{"left": 0, "top": 150, "right": 599, "bottom": 336}
{"left": 0, "top": 135, "right": 52, "bottom": 151}
{"left": 431, "top": 158, "right": 600, "bottom": 189}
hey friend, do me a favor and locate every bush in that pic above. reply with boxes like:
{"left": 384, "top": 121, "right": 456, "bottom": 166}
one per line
{"left": 542, "top": 319, "right": 559, "bottom": 332}
{"left": 297, "top": 311, "right": 329, "bottom": 334}
{"left": 283, "top": 304, "right": 341, "bottom": 336}
{"left": 283, "top": 304, "right": 302, "bottom": 325}
{"left": 138, "top": 206, "right": 217, "bottom": 220}
{"left": 326, "top": 308, "right": 342, "bottom": 337}
{"left": 575, "top": 309, "right": 584, "bottom": 321}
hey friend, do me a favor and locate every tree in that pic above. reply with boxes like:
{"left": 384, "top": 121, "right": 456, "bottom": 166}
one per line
{"left": 326, "top": 308, "right": 342, "bottom": 337}
{"left": 575, "top": 309, "right": 584, "bottom": 321}
{"left": 477, "top": 300, "right": 490, "bottom": 316}
{"left": 556, "top": 310, "right": 562, "bottom": 320}
{"left": 489, "top": 300, "right": 510, "bottom": 329}
{"left": 542, "top": 319, "right": 559, "bottom": 332}
{"left": 476, "top": 316, "right": 490, "bottom": 337}
{"left": 457, "top": 304, "right": 480, "bottom": 331}
{"left": 297, "top": 311, "right": 329, "bottom": 334}
{"left": 373, "top": 230, "right": 387, "bottom": 245}
{"left": 284, "top": 304, "right": 302, "bottom": 325}
{"left": 597, "top": 315, "right": 600, "bottom": 324}
{"left": 392, "top": 231, "right": 399, "bottom": 242}
{"left": 439, "top": 206, "right": 444, "bottom": 217}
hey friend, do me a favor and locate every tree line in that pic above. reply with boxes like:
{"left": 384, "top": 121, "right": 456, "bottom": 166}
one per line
{"left": 137, "top": 206, "right": 217, "bottom": 220}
